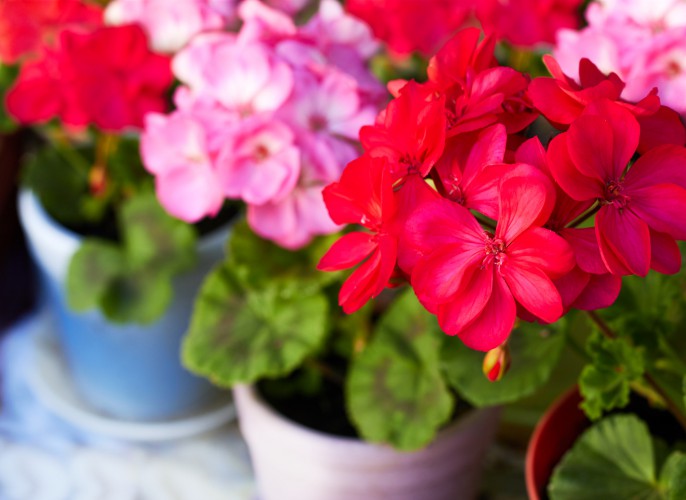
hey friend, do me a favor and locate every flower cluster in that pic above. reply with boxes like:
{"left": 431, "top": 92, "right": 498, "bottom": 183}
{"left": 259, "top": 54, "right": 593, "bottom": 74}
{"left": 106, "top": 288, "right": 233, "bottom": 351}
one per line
{"left": 554, "top": 0, "right": 686, "bottom": 115}
{"left": 5, "top": 23, "right": 172, "bottom": 132}
{"left": 346, "top": 0, "right": 584, "bottom": 57}
{"left": 319, "top": 27, "right": 686, "bottom": 353}
{"left": 141, "top": 0, "right": 383, "bottom": 249}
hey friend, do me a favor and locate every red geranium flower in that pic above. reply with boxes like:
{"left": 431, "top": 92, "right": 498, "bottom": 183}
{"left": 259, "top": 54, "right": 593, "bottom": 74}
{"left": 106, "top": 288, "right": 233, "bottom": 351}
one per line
{"left": 426, "top": 28, "right": 538, "bottom": 136}
{"left": 529, "top": 56, "right": 686, "bottom": 152}
{"left": 406, "top": 166, "right": 574, "bottom": 351}
{"left": 515, "top": 137, "right": 622, "bottom": 313}
{"left": 345, "top": 0, "right": 471, "bottom": 57}
{"left": 318, "top": 155, "right": 399, "bottom": 314}
{"left": 547, "top": 99, "right": 686, "bottom": 277}
{"left": 6, "top": 24, "right": 172, "bottom": 131}
{"left": 0, "top": 0, "right": 102, "bottom": 63}
{"left": 475, "top": 0, "right": 583, "bottom": 48}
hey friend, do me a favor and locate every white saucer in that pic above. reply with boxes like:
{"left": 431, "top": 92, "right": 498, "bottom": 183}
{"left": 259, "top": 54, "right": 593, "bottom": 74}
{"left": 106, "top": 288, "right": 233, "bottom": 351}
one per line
{"left": 26, "top": 314, "right": 236, "bottom": 442}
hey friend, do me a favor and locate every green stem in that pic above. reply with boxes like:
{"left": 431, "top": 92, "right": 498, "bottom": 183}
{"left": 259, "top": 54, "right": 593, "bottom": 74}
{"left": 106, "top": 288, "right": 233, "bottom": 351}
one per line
{"left": 586, "top": 310, "right": 686, "bottom": 430}
{"left": 568, "top": 203, "right": 600, "bottom": 229}
{"left": 475, "top": 212, "right": 496, "bottom": 232}
{"left": 305, "top": 359, "right": 344, "bottom": 386}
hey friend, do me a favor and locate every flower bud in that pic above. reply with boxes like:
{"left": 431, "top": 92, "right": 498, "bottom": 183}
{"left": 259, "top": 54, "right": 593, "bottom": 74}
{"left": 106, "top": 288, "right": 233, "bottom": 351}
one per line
{"left": 482, "top": 343, "right": 510, "bottom": 382}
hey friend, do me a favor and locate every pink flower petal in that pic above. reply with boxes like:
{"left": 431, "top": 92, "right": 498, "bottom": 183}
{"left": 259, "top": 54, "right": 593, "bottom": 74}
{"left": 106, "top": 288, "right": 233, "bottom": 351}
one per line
{"left": 554, "top": 266, "right": 590, "bottom": 312}
{"left": 156, "top": 165, "right": 224, "bottom": 223}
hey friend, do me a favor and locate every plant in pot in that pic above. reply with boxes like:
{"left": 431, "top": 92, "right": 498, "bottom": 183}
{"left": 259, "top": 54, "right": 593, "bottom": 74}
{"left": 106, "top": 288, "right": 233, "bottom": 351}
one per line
{"left": 520, "top": 1, "right": 686, "bottom": 498}
{"left": 0, "top": 0, "right": 249, "bottom": 421}
{"left": 179, "top": 19, "right": 601, "bottom": 499}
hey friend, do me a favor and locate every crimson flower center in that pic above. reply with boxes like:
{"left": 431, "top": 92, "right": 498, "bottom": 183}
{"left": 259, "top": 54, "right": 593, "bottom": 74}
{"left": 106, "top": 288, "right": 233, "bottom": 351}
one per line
{"left": 603, "top": 179, "right": 630, "bottom": 209}
{"left": 483, "top": 236, "right": 507, "bottom": 268}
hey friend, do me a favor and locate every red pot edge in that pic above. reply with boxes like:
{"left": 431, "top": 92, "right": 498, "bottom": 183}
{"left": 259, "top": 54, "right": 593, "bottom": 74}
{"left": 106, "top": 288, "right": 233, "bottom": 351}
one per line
{"left": 524, "top": 385, "right": 589, "bottom": 500}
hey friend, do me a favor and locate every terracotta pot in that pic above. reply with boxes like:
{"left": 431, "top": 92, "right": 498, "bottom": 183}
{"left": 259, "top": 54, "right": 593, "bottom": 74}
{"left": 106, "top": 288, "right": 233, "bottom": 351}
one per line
{"left": 525, "top": 386, "right": 590, "bottom": 500}
{"left": 234, "top": 384, "right": 502, "bottom": 500}
{"left": 18, "top": 189, "right": 231, "bottom": 421}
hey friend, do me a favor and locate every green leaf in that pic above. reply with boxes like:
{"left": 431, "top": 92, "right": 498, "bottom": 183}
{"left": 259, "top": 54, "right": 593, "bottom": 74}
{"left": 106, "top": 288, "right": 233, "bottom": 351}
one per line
{"left": 183, "top": 263, "right": 329, "bottom": 386}
{"left": 21, "top": 146, "right": 95, "bottom": 225}
{"left": 660, "top": 451, "right": 686, "bottom": 500}
{"left": 442, "top": 319, "right": 566, "bottom": 407}
{"left": 0, "top": 63, "right": 19, "bottom": 132}
{"left": 579, "top": 331, "right": 645, "bottom": 420}
{"left": 346, "top": 290, "right": 454, "bottom": 451}
{"left": 100, "top": 271, "right": 173, "bottom": 324}
{"left": 548, "top": 414, "right": 660, "bottom": 500}
{"left": 66, "top": 240, "right": 125, "bottom": 311}
{"left": 120, "top": 192, "right": 197, "bottom": 274}
{"left": 227, "top": 221, "right": 337, "bottom": 291}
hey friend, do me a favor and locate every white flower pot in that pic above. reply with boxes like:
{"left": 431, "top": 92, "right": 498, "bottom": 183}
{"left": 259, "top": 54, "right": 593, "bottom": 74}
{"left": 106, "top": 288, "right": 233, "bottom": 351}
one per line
{"left": 18, "top": 189, "right": 231, "bottom": 421}
{"left": 233, "top": 384, "right": 501, "bottom": 500}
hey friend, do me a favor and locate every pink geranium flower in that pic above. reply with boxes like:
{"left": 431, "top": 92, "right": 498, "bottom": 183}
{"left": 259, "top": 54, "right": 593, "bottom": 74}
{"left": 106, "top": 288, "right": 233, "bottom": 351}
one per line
{"left": 406, "top": 166, "right": 574, "bottom": 351}
{"left": 547, "top": 99, "right": 686, "bottom": 277}
{"left": 173, "top": 33, "right": 294, "bottom": 114}
{"left": 141, "top": 111, "right": 226, "bottom": 222}
{"left": 216, "top": 116, "right": 301, "bottom": 205}
{"left": 105, "top": 0, "right": 237, "bottom": 53}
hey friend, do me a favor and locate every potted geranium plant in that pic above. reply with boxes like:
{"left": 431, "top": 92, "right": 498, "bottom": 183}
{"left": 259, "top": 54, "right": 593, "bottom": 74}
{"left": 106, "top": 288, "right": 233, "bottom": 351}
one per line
{"left": 0, "top": 0, "right": 248, "bottom": 421}
{"left": 179, "top": 2, "right": 596, "bottom": 498}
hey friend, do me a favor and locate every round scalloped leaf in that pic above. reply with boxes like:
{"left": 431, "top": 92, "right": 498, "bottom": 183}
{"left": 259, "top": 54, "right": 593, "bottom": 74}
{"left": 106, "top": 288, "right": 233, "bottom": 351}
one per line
{"left": 67, "top": 240, "right": 126, "bottom": 312}
{"left": 548, "top": 414, "right": 660, "bottom": 500}
{"left": 442, "top": 319, "right": 566, "bottom": 407}
{"left": 346, "top": 290, "right": 454, "bottom": 451}
{"left": 183, "top": 263, "right": 329, "bottom": 386}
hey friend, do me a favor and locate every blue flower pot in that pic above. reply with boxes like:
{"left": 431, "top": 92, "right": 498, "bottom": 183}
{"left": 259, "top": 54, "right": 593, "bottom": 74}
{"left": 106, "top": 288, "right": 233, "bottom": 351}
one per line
{"left": 19, "top": 190, "right": 230, "bottom": 421}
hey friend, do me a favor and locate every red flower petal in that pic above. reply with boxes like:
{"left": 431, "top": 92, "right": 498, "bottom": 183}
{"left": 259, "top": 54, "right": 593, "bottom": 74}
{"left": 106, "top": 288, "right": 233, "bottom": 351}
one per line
{"left": 571, "top": 273, "right": 622, "bottom": 311}
{"left": 629, "top": 183, "right": 686, "bottom": 240}
{"left": 649, "top": 229, "right": 681, "bottom": 275}
{"left": 437, "top": 264, "right": 494, "bottom": 337}
{"left": 452, "top": 272, "right": 516, "bottom": 352}
{"left": 547, "top": 133, "right": 603, "bottom": 201}
{"left": 497, "top": 166, "right": 555, "bottom": 242}
{"left": 318, "top": 231, "right": 376, "bottom": 272}
{"left": 507, "top": 227, "right": 575, "bottom": 278}
{"left": 411, "top": 244, "right": 484, "bottom": 305}
{"left": 625, "top": 145, "right": 686, "bottom": 191}
{"left": 502, "top": 264, "right": 563, "bottom": 324}
{"left": 559, "top": 227, "right": 607, "bottom": 274}
{"left": 596, "top": 206, "right": 651, "bottom": 276}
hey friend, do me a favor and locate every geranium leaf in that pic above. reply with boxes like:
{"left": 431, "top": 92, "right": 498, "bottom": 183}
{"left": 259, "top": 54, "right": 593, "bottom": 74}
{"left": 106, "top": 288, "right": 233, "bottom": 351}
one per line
{"left": 183, "top": 263, "right": 329, "bottom": 386}
{"left": 579, "top": 330, "right": 645, "bottom": 419}
{"left": 346, "top": 289, "right": 454, "bottom": 451}
{"left": 548, "top": 414, "right": 660, "bottom": 500}
{"left": 441, "top": 319, "right": 566, "bottom": 406}
{"left": 100, "top": 271, "right": 173, "bottom": 324}
{"left": 120, "top": 191, "right": 197, "bottom": 274}
{"left": 227, "top": 220, "right": 338, "bottom": 291}
{"left": 660, "top": 451, "right": 686, "bottom": 500}
{"left": 66, "top": 240, "right": 126, "bottom": 311}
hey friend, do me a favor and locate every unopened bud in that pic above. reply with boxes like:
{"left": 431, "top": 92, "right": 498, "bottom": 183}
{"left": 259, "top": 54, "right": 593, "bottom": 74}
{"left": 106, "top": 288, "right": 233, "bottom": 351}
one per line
{"left": 482, "top": 343, "right": 510, "bottom": 382}
{"left": 89, "top": 164, "right": 108, "bottom": 198}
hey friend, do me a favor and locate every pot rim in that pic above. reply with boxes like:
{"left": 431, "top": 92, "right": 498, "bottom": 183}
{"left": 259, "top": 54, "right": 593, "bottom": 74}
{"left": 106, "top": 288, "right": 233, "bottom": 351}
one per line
{"left": 234, "top": 383, "right": 500, "bottom": 456}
